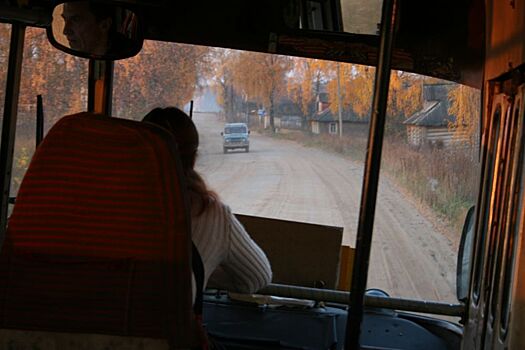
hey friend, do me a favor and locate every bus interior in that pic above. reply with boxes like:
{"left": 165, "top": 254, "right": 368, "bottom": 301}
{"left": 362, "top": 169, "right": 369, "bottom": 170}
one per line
{"left": 0, "top": 0, "right": 524, "bottom": 349}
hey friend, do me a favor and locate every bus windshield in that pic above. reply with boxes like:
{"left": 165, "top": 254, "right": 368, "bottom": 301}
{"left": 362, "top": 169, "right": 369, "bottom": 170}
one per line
{"left": 108, "top": 40, "right": 482, "bottom": 306}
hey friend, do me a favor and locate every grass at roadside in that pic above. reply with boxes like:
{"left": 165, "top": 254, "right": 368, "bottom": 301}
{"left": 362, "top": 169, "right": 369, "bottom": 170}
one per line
{"left": 382, "top": 139, "right": 478, "bottom": 229}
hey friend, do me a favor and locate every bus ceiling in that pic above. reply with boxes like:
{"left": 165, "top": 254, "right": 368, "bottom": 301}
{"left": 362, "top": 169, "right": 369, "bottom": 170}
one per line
{"left": 1, "top": 0, "right": 483, "bottom": 87}
{"left": 138, "top": 0, "right": 484, "bottom": 88}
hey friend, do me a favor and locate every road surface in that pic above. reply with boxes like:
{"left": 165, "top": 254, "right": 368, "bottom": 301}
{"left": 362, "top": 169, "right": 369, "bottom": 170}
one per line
{"left": 193, "top": 112, "right": 458, "bottom": 303}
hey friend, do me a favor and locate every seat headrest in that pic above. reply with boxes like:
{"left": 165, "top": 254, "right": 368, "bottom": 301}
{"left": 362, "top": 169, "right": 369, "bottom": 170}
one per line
{"left": 2, "top": 112, "right": 196, "bottom": 345}
{"left": 9, "top": 112, "right": 191, "bottom": 260}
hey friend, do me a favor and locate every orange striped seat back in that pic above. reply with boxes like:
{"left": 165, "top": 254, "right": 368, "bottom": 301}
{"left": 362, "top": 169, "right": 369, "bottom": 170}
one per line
{"left": 0, "top": 113, "right": 199, "bottom": 348}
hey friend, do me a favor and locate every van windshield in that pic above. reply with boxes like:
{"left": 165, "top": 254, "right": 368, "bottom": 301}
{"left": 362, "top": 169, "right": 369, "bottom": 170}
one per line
{"left": 225, "top": 126, "right": 247, "bottom": 134}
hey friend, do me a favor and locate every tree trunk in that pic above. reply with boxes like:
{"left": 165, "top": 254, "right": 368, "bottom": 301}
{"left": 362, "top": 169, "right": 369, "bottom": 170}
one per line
{"left": 269, "top": 90, "right": 275, "bottom": 133}
{"left": 228, "top": 85, "right": 234, "bottom": 122}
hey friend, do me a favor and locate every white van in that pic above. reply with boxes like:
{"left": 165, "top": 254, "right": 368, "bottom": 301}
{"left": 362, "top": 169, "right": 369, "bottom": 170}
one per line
{"left": 221, "top": 123, "right": 250, "bottom": 153}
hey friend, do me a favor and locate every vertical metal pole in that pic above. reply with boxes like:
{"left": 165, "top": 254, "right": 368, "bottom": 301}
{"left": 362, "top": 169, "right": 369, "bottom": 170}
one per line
{"left": 345, "top": 0, "right": 398, "bottom": 349}
{"left": 88, "top": 59, "right": 95, "bottom": 112}
{"left": 88, "top": 59, "right": 113, "bottom": 115}
{"left": 337, "top": 62, "right": 343, "bottom": 138}
{"left": 36, "top": 94, "right": 44, "bottom": 147}
{"left": 104, "top": 60, "right": 113, "bottom": 116}
{"left": 0, "top": 24, "right": 25, "bottom": 246}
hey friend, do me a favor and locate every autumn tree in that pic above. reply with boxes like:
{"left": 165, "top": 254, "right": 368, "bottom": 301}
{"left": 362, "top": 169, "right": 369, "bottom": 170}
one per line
{"left": 231, "top": 51, "right": 292, "bottom": 132}
{"left": 206, "top": 49, "right": 246, "bottom": 121}
{"left": 448, "top": 84, "right": 480, "bottom": 144}
{"left": 288, "top": 58, "right": 333, "bottom": 118}
{"left": 0, "top": 25, "right": 211, "bottom": 123}
{"left": 327, "top": 66, "right": 425, "bottom": 139}
{"left": 328, "top": 66, "right": 422, "bottom": 129}
{"left": 113, "top": 41, "right": 210, "bottom": 119}
{"left": 288, "top": 60, "right": 375, "bottom": 128}
{"left": 326, "top": 62, "right": 355, "bottom": 114}
{"left": 384, "top": 71, "right": 423, "bottom": 137}
{"left": 17, "top": 27, "right": 87, "bottom": 126}
{"left": 289, "top": 56, "right": 429, "bottom": 141}
{"left": 0, "top": 23, "right": 11, "bottom": 118}
{"left": 0, "top": 26, "right": 98, "bottom": 127}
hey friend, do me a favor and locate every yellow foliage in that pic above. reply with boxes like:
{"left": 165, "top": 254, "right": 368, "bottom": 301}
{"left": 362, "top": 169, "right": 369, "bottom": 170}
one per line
{"left": 448, "top": 84, "right": 481, "bottom": 144}
{"left": 388, "top": 72, "right": 422, "bottom": 118}
{"left": 231, "top": 51, "right": 291, "bottom": 108}
{"left": 114, "top": 41, "right": 210, "bottom": 118}
{"left": 346, "top": 65, "right": 374, "bottom": 118}
{"left": 17, "top": 27, "right": 87, "bottom": 123}
{"left": 288, "top": 58, "right": 335, "bottom": 115}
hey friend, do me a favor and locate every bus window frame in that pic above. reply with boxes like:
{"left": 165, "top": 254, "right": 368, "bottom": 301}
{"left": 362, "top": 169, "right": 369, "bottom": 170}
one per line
{"left": 488, "top": 100, "right": 520, "bottom": 328}
{"left": 480, "top": 101, "right": 512, "bottom": 329}
{"left": 500, "top": 89, "right": 525, "bottom": 339}
{"left": 473, "top": 102, "right": 503, "bottom": 303}
{"left": 0, "top": 23, "right": 24, "bottom": 246}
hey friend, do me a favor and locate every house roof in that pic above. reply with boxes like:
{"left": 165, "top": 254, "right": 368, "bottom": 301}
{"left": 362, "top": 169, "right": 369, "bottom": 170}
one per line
{"left": 422, "top": 83, "right": 454, "bottom": 101}
{"left": 404, "top": 83, "right": 457, "bottom": 127}
{"left": 276, "top": 98, "right": 303, "bottom": 116}
{"left": 403, "top": 100, "right": 456, "bottom": 126}
{"left": 309, "top": 108, "right": 365, "bottom": 123}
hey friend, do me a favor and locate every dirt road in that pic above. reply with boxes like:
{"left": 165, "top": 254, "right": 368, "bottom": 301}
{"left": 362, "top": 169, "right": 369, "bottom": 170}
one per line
{"left": 193, "top": 112, "right": 458, "bottom": 303}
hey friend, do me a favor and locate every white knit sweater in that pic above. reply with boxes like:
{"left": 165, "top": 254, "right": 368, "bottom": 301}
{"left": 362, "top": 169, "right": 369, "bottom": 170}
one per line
{"left": 192, "top": 199, "right": 272, "bottom": 294}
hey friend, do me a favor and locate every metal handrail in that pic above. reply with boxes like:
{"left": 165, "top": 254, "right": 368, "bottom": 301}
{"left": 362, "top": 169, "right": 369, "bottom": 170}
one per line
{"left": 260, "top": 283, "right": 465, "bottom": 317}
{"left": 347, "top": 0, "right": 399, "bottom": 348}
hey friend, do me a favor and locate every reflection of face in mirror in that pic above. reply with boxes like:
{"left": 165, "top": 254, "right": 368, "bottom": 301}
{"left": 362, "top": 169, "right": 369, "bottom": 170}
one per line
{"left": 62, "top": 2, "right": 113, "bottom": 55}
{"left": 49, "top": 1, "right": 143, "bottom": 59}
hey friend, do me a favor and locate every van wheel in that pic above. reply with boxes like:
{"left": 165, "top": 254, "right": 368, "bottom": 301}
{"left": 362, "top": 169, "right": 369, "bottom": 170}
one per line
{"left": 223, "top": 148, "right": 227, "bottom": 154}
{"left": 245, "top": 147, "right": 249, "bottom": 152}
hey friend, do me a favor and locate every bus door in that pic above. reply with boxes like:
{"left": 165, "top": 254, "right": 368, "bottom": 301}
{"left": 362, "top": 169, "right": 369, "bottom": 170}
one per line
{"left": 464, "top": 77, "right": 525, "bottom": 349}
{"left": 506, "top": 81, "right": 525, "bottom": 350}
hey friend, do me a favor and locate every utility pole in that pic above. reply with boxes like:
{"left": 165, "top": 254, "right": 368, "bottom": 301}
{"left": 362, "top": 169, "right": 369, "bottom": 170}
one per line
{"left": 337, "top": 62, "right": 343, "bottom": 139}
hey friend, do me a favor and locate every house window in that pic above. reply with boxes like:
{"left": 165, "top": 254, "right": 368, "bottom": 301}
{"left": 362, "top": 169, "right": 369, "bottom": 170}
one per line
{"left": 329, "top": 122, "right": 337, "bottom": 134}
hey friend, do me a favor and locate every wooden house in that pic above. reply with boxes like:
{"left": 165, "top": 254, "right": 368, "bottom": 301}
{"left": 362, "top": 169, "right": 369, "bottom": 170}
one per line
{"left": 273, "top": 98, "right": 304, "bottom": 130}
{"left": 309, "top": 93, "right": 368, "bottom": 136}
{"left": 403, "top": 83, "right": 461, "bottom": 147}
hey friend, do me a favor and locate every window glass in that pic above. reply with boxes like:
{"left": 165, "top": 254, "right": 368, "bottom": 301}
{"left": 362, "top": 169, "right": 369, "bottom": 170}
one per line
{"left": 113, "top": 40, "right": 208, "bottom": 120}
{"left": 501, "top": 101, "right": 523, "bottom": 336}
{"left": 372, "top": 81, "right": 480, "bottom": 308}
{"left": 490, "top": 104, "right": 518, "bottom": 321}
{"left": 0, "top": 23, "right": 12, "bottom": 136}
{"left": 114, "top": 43, "right": 482, "bottom": 307}
{"left": 225, "top": 125, "right": 247, "bottom": 134}
{"left": 474, "top": 105, "right": 502, "bottom": 302}
{"left": 298, "top": 0, "right": 384, "bottom": 34}
{"left": 340, "top": 0, "right": 382, "bottom": 34}
{"left": 10, "top": 27, "right": 87, "bottom": 198}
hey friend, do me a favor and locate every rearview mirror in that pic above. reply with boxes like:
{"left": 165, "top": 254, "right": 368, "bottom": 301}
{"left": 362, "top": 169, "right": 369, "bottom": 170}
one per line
{"left": 456, "top": 206, "right": 476, "bottom": 302}
{"left": 47, "top": 1, "right": 143, "bottom": 60}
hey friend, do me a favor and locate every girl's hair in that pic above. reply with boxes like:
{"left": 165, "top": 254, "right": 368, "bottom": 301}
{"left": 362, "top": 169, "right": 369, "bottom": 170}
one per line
{"left": 142, "top": 107, "right": 218, "bottom": 215}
